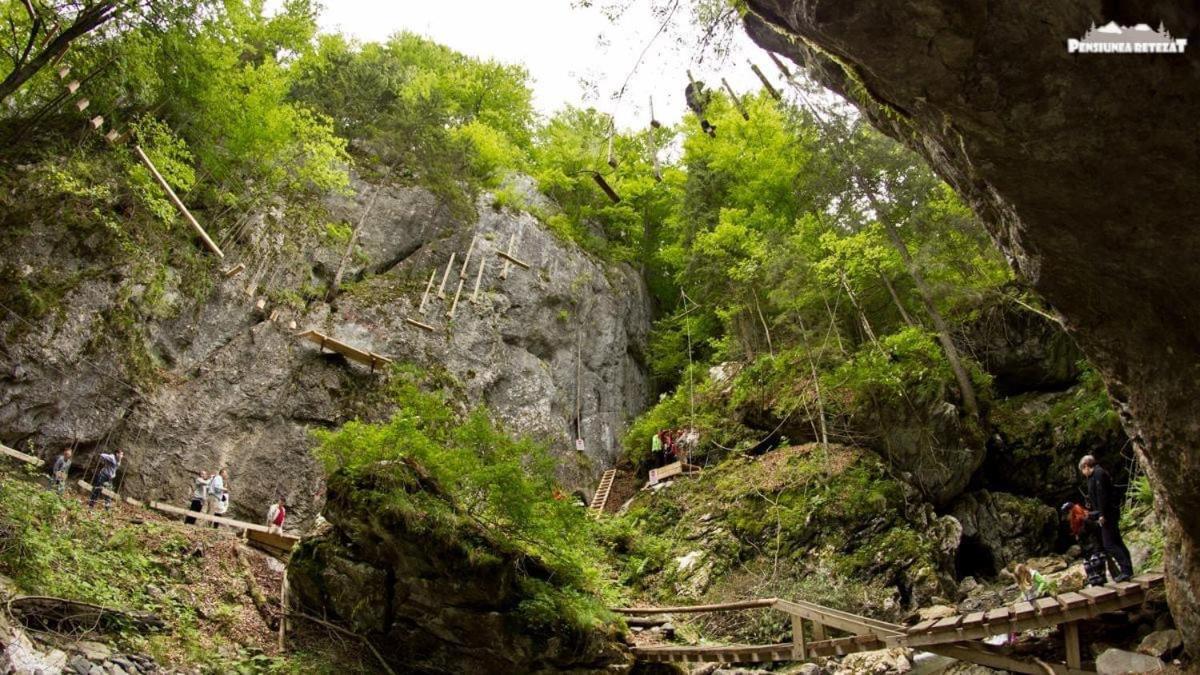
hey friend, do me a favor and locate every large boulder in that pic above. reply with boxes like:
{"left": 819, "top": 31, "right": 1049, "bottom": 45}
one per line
{"left": 961, "top": 300, "right": 1082, "bottom": 396}
{"left": 949, "top": 491, "right": 1057, "bottom": 578}
{"left": 743, "top": 0, "right": 1200, "bottom": 651}
{"left": 863, "top": 398, "right": 984, "bottom": 506}
{"left": 288, "top": 463, "right": 631, "bottom": 674}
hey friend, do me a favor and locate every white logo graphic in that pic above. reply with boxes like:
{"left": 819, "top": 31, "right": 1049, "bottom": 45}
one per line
{"left": 1068, "top": 21, "right": 1188, "bottom": 53}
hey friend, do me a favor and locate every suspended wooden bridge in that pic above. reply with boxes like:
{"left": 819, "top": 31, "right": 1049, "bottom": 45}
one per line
{"left": 617, "top": 573, "right": 1164, "bottom": 674}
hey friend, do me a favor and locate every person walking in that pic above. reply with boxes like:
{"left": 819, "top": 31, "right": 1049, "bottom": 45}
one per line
{"left": 49, "top": 448, "right": 72, "bottom": 495}
{"left": 88, "top": 449, "right": 123, "bottom": 509}
{"left": 185, "top": 471, "right": 209, "bottom": 525}
{"left": 207, "top": 469, "right": 229, "bottom": 528}
{"left": 1079, "top": 455, "right": 1134, "bottom": 581}
{"left": 266, "top": 497, "right": 286, "bottom": 535}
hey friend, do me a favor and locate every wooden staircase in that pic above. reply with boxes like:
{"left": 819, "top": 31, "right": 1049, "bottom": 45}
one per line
{"left": 588, "top": 469, "right": 617, "bottom": 517}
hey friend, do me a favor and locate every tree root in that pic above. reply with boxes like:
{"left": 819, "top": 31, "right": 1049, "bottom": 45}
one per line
{"left": 285, "top": 610, "right": 397, "bottom": 675}
{"left": 6, "top": 595, "right": 165, "bottom": 636}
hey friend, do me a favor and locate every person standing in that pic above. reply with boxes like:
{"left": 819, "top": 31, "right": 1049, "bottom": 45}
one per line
{"left": 1079, "top": 455, "right": 1134, "bottom": 581}
{"left": 207, "top": 469, "right": 229, "bottom": 528}
{"left": 88, "top": 449, "right": 123, "bottom": 509}
{"left": 185, "top": 471, "right": 209, "bottom": 525}
{"left": 266, "top": 497, "right": 286, "bottom": 535}
{"left": 49, "top": 448, "right": 72, "bottom": 495}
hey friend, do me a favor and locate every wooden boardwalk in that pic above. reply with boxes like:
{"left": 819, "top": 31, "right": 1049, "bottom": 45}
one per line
{"left": 619, "top": 573, "right": 1164, "bottom": 673}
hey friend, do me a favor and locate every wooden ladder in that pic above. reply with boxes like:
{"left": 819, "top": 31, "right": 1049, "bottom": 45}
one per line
{"left": 588, "top": 469, "right": 618, "bottom": 516}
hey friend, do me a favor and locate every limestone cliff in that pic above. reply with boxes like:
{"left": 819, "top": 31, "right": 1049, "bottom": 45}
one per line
{"left": 742, "top": 0, "right": 1200, "bottom": 650}
{"left": 0, "top": 171, "right": 652, "bottom": 528}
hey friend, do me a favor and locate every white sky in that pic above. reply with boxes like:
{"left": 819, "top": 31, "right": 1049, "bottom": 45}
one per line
{"left": 315, "top": 0, "right": 774, "bottom": 130}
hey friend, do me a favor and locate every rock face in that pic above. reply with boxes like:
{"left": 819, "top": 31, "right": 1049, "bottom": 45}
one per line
{"left": 743, "top": 1, "right": 1200, "bottom": 651}
{"left": 0, "top": 177, "right": 652, "bottom": 528}
{"left": 288, "top": 463, "right": 631, "bottom": 674}
{"left": 949, "top": 490, "right": 1057, "bottom": 578}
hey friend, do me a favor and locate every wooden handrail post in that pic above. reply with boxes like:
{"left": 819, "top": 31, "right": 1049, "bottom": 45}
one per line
{"left": 791, "top": 615, "right": 806, "bottom": 660}
{"left": 1063, "top": 621, "right": 1081, "bottom": 669}
{"left": 132, "top": 144, "right": 224, "bottom": 259}
{"left": 811, "top": 621, "right": 827, "bottom": 642}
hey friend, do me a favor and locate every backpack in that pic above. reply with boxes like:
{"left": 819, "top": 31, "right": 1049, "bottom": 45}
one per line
{"left": 1084, "top": 553, "right": 1108, "bottom": 586}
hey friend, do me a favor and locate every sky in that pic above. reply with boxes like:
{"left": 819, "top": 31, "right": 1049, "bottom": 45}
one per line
{"left": 314, "top": 0, "right": 776, "bottom": 129}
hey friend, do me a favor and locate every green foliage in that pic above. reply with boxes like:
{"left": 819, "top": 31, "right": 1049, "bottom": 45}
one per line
{"left": 313, "top": 364, "right": 620, "bottom": 633}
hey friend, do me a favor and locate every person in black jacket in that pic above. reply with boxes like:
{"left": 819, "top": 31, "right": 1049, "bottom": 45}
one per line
{"left": 1079, "top": 455, "right": 1133, "bottom": 581}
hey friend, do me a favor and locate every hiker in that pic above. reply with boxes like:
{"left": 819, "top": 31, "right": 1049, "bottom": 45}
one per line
{"left": 207, "top": 468, "right": 229, "bottom": 528}
{"left": 49, "top": 448, "right": 72, "bottom": 495}
{"left": 266, "top": 497, "right": 286, "bottom": 535}
{"left": 87, "top": 449, "right": 123, "bottom": 509}
{"left": 185, "top": 471, "right": 209, "bottom": 525}
{"left": 1079, "top": 455, "right": 1134, "bottom": 581}
{"left": 684, "top": 80, "right": 716, "bottom": 137}
{"left": 1013, "top": 563, "right": 1055, "bottom": 601}
{"left": 1062, "top": 501, "right": 1109, "bottom": 585}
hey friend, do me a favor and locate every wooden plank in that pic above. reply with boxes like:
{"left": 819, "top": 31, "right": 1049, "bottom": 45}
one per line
{"left": 459, "top": 235, "right": 477, "bottom": 279}
{"left": 1010, "top": 602, "right": 1037, "bottom": 620}
{"left": 1063, "top": 621, "right": 1081, "bottom": 669}
{"left": 0, "top": 443, "right": 45, "bottom": 467}
{"left": 961, "top": 611, "right": 987, "bottom": 627}
{"left": 648, "top": 461, "right": 683, "bottom": 486}
{"left": 223, "top": 262, "right": 245, "bottom": 278}
{"left": 614, "top": 598, "right": 778, "bottom": 615}
{"left": 470, "top": 258, "right": 486, "bottom": 304}
{"left": 132, "top": 144, "right": 224, "bottom": 258}
{"left": 445, "top": 278, "right": 465, "bottom": 319}
{"left": 296, "top": 330, "right": 392, "bottom": 369}
{"left": 1078, "top": 586, "right": 1118, "bottom": 606}
{"left": 73, "top": 479, "right": 142, "bottom": 507}
{"left": 907, "top": 619, "right": 940, "bottom": 634}
{"left": 1056, "top": 592, "right": 1091, "bottom": 610}
{"left": 418, "top": 269, "right": 436, "bottom": 312}
{"left": 437, "top": 253, "right": 456, "bottom": 298}
{"left": 147, "top": 500, "right": 271, "bottom": 533}
{"left": 495, "top": 249, "right": 530, "bottom": 270}
{"left": 246, "top": 528, "right": 300, "bottom": 553}
{"left": 930, "top": 615, "right": 963, "bottom": 632}
{"left": 1132, "top": 573, "right": 1164, "bottom": 588}
{"left": 632, "top": 633, "right": 885, "bottom": 664}
{"left": 75, "top": 97, "right": 89, "bottom": 111}
{"left": 1035, "top": 597, "right": 1060, "bottom": 616}
{"left": 982, "top": 608, "right": 1009, "bottom": 626}
{"left": 1110, "top": 581, "right": 1141, "bottom": 597}
{"left": 405, "top": 317, "right": 435, "bottom": 332}
{"left": 89, "top": 115, "right": 103, "bottom": 129}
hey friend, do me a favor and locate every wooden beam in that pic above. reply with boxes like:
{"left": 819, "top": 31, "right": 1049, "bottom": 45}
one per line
{"left": 459, "top": 235, "right": 477, "bottom": 279}
{"left": 437, "top": 253, "right": 456, "bottom": 299}
{"left": 418, "top": 269, "right": 436, "bottom": 313}
{"left": 223, "top": 262, "right": 245, "bottom": 278}
{"left": 773, "top": 598, "right": 902, "bottom": 638}
{"left": 500, "top": 233, "right": 516, "bottom": 280}
{"left": 89, "top": 115, "right": 103, "bottom": 129}
{"left": 927, "top": 643, "right": 1091, "bottom": 675}
{"left": 748, "top": 61, "right": 781, "bottom": 100}
{"left": 296, "top": 330, "right": 393, "bottom": 370}
{"left": 445, "top": 278, "right": 464, "bottom": 319}
{"left": 495, "top": 250, "right": 530, "bottom": 270}
{"left": 74, "top": 97, "right": 89, "bottom": 111}
{"left": 147, "top": 500, "right": 273, "bottom": 533}
{"left": 614, "top": 598, "right": 778, "bottom": 615}
{"left": 246, "top": 529, "right": 300, "bottom": 555}
{"left": 73, "top": 479, "right": 142, "bottom": 507}
{"left": 0, "top": 443, "right": 45, "bottom": 467}
{"left": 811, "top": 622, "right": 827, "bottom": 642}
{"left": 405, "top": 317, "right": 435, "bottom": 332}
{"left": 470, "top": 258, "right": 486, "bottom": 304}
{"left": 1063, "top": 621, "right": 1081, "bottom": 670}
{"left": 132, "top": 144, "right": 224, "bottom": 258}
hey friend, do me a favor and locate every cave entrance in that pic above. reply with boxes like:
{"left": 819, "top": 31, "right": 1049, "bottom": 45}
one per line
{"left": 955, "top": 535, "right": 997, "bottom": 580}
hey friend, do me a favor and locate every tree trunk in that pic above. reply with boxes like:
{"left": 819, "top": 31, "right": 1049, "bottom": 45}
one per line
{"left": 864, "top": 185, "right": 980, "bottom": 418}
{"left": 0, "top": 3, "right": 119, "bottom": 106}
{"left": 325, "top": 188, "right": 379, "bottom": 302}
{"left": 878, "top": 267, "right": 916, "bottom": 327}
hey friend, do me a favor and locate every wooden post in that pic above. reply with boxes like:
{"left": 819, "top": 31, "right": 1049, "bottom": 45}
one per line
{"left": 791, "top": 616, "right": 807, "bottom": 660}
{"left": 721, "top": 77, "right": 750, "bottom": 120}
{"left": 279, "top": 571, "right": 289, "bottom": 650}
{"left": 459, "top": 235, "right": 477, "bottom": 279}
{"left": 132, "top": 145, "right": 225, "bottom": 258}
{"left": 811, "top": 621, "right": 827, "bottom": 642}
{"left": 768, "top": 51, "right": 793, "bottom": 80}
{"left": 749, "top": 61, "right": 781, "bottom": 100}
{"left": 66, "top": 80, "right": 80, "bottom": 93}
{"left": 445, "top": 278, "right": 464, "bottom": 319}
{"left": 470, "top": 258, "right": 486, "bottom": 304}
{"left": 649, "top": 96, "right": 661, "bottom": 129}
{"left": 418, "top": 269, "right": 436, "bottom": 313}
{"left": 1063, "top": 621, "right": 1081, "bottom": 669}
{"left": 89, "top": 115, "right": 103, "bottom": 129}
{"left": 74, "top": 97, "right": 89, "bottom": 111}
{"left": 437, "top": 253, "right": 456, "bottom": 299}
{"left": 500, "top": 234, "right": 515, "bottom": 280}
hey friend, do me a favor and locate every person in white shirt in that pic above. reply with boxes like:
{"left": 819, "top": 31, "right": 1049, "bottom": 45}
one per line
{"left": 206, "top": 469, "right": 229, "bottom": 528}
{"left": 185, "top": 471, "right": 209, "bottom": 525}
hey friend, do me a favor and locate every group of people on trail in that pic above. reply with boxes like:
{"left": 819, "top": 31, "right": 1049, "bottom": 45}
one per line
{"left": 184, "top": 469, "right": 231, "bottom": 528}
{"left": 651, "top": 428, "right": 700, "bottom": 467}
{"left": 46, "top": 446, "right": 125, "bottom": 509}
